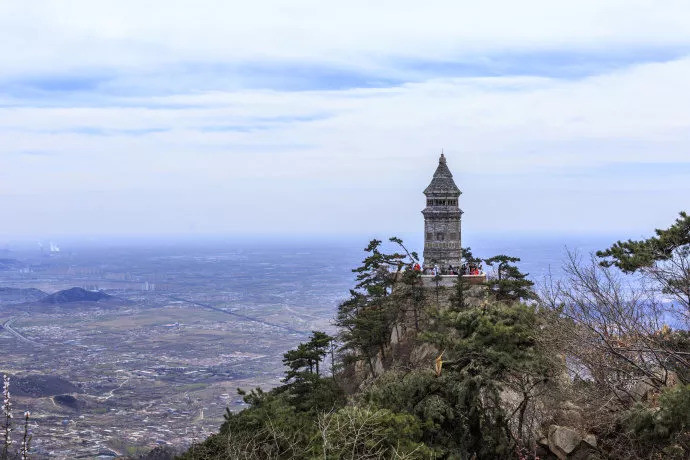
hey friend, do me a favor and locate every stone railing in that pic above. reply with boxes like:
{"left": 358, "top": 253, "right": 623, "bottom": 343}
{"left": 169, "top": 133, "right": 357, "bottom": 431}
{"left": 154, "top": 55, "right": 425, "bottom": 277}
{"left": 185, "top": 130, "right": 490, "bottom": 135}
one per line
{"left": 419, "top": 274, "right": 486, "bottom": 287}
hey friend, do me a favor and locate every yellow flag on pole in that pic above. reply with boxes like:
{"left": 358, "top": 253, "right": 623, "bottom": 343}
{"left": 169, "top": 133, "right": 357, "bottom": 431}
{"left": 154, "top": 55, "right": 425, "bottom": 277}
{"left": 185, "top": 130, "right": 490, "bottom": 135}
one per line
{"left": 434, "top": 350, "right": 445, "bottom": 377}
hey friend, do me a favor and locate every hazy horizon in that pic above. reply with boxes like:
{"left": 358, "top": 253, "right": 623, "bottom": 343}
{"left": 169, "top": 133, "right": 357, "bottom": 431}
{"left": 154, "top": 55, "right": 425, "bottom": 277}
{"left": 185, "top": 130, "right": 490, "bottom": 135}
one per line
{"left": 0, "top": 229, "right": 631, "bottom": 269}
{"left": 0, "top": 225, "right": 671, "bottom": 255}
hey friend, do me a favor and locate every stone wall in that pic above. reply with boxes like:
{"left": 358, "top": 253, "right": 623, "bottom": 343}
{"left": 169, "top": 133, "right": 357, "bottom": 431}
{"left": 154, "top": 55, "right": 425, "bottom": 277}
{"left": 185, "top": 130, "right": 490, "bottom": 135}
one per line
{"left": 422, "top": 210, "right": 462, "bottom": 268}
{"left": 419, "top": 274, "right": 485, "bottom": 288}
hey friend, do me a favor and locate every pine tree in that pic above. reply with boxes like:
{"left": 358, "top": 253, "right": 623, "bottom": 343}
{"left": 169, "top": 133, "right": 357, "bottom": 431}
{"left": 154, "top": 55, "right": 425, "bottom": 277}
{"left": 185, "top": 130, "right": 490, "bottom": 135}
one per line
{"left": 597, "top": 211, "right": 690, "bottom": 312}
{"left": 336, "top": 238, "right": 416, "bottom": 375}
{"left": 422, "top": 302, "right": 556, "bottom": 458}
{"left": 484, "top": 255, "right": 534, "bottom": 302}
{"left": 462, "top": 246, "right": 481, "bottom": 265}
{"left": 449, "top": 273, "right": 473, "bottom": 311}
{"left": 282, "top": 331, "right": 335, "bottom": 382}
{"left": 281, "top": 331, "right": 340, "bottom": 413}
{"left": 447, "top": 246, "right": 484, "bottom": 311}
{"left": 397, "top": 267, "right": 425, "bottom": 332}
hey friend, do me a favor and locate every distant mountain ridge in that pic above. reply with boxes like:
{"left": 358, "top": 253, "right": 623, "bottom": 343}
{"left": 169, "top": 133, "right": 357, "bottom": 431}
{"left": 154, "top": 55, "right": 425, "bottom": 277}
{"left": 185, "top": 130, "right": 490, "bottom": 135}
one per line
{"left": 0, "top": 287, "right": 47, "bottom": 303}
{"left": 40, "top": 287, "right": 113, "bottom": 304}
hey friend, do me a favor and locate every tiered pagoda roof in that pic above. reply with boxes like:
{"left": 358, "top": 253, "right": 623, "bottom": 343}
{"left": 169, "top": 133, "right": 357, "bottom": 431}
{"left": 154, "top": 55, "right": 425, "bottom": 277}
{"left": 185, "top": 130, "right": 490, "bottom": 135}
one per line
{"left": 423, "top": 153, "right": 461, "bottom": 196}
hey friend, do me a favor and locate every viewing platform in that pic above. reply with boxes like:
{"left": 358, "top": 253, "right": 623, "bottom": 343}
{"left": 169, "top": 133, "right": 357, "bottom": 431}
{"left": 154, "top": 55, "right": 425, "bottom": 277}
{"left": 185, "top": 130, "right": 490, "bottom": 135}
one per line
{"left": 420, "top": 274, "right": 486, "bottom": 288}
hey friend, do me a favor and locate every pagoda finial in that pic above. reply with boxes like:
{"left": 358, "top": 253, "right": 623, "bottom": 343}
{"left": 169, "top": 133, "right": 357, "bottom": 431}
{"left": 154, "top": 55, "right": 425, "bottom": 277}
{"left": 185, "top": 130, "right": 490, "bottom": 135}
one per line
{"left": 440, "top": 149, "right": 446, "bottom": 164}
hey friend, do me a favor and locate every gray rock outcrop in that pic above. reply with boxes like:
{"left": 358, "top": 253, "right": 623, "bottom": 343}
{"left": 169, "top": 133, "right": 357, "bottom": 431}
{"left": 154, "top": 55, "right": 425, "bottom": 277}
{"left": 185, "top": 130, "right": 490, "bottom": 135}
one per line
{"left": 546, "top": 425, "right": 598, "bottom": 459}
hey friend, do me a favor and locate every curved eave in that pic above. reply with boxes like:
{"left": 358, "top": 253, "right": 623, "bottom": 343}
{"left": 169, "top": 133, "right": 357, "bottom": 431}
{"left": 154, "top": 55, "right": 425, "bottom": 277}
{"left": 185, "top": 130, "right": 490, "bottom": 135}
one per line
{"left": 423, "top": 187, "right": 461, "bottom": 196}
{"left": 421, "top": 207, "right": 464, "bottom": 216}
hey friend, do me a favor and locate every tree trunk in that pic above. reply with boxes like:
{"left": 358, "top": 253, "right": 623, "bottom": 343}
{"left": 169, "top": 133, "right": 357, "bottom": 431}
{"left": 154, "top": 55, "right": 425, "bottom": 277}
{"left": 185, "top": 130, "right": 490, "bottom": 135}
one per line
{"left": 367, "top": 356, "right": 376, "bottom": 377}
{"left": 330, "top": 346, "right": 336, "bottom": 380}
{"left": 517, "top": 395, "right": 528, "bottom": 443}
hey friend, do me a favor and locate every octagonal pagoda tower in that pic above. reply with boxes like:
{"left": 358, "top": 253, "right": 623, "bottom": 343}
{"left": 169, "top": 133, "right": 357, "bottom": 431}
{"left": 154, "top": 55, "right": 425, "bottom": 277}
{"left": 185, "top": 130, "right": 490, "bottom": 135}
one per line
{"left": 422, "top": 153, "right": 463, "bottom": 269}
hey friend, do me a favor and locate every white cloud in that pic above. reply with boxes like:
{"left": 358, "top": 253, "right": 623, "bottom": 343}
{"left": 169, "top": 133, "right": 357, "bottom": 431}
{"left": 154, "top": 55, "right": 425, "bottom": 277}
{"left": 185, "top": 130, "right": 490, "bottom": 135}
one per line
{"left": 2, "top": 1, "right": 690, "bottom": 77}
{"left": 1, "top": 2, "right": 689, "bottom": 237}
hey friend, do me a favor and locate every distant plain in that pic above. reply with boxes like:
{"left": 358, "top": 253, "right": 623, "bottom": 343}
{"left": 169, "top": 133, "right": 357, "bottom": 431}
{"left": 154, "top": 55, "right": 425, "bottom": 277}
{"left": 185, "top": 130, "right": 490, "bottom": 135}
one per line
{"left": 0, "top": 233, "right": 620, "bottom": 456}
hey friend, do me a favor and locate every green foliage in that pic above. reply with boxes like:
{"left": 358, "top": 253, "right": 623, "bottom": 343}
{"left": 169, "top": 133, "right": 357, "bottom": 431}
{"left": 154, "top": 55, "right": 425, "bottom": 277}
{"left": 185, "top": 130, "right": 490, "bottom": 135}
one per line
{"left": 624, "top": 384, "right": 690, "bottom": 456}
{"left": 336, "top": 238, "right": 417, "bottom": 375}
{"left": 597, "top": 211, "right": 690, "bottom": 311}
{"left": 427, "top": 302, "right": 549, "bottom": 378}
{"left": 659, "top": 330, "right": 690, "bottom": 383}
{"left": 339, "top": 302, "right": 552, "bottom": 458}
{"left": 421, "top": 302, "right": 555, "bottom": 457}
{"left": 449, "top": 273, "right": 473, "bottom": 311}
{"left": 396, "top": 266, "right": 426, "bottom": 331}
{"left": 181, "top": 345, "right": 344, "bottom": 459}
{"left": 319, "top": 406, "right": 434, "bottom": 459}
{"left": 484, "top": 255, "right": 535, "bottom": 302}
{"left": 286, "top": 372, "right": 344, "bottom": 414}
{"left": 336, "top": 290, "right": 393, "bottom": 374}
{"left": 283, "top": 331, "right": 334, "bottom": 381}
{"left": 358, "top": 369, "right": 437, "bottom": 415}
{"left": 447, "top": 246, "right": 483, "bottom": 311}
{"left": 630, "top": 384, "right": 690, "bottom": 437}
{"left": 359, "top": 366, "right": 516, "bottom": 458}
{"left": 184, "top": 375, "right": 427, "bottom": 459}
{"left": 597, "top": 211, "right": 690, "bottom": 273}
{"left": 281, "top": 332, "right": 343, "bottom": 413}
{"left": 389, "top": 236, "right": 420, "bottom": 264}
{"left": 353, "top": 238, "right": 405, "bottom": 296}
{"left": 183, "top": 388, "right": 315, "bottom": 459}
{"left": 462, "top": 246, "right": 481, "bottom": 264}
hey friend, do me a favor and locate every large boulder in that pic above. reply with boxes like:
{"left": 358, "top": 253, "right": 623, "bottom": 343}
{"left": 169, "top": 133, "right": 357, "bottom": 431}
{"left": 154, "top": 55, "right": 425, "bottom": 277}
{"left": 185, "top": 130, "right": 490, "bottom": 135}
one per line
{"left": 548, "top": 425, "right": 581, "bottom": 458}
{"left": 628, "top": 379, "right": 656, "bottom": 401}
{"left": 557, "top": 401, "right": 584, "bottom": 427}
{"left": 547, "top": 425, "right": 598, "bottom": 459}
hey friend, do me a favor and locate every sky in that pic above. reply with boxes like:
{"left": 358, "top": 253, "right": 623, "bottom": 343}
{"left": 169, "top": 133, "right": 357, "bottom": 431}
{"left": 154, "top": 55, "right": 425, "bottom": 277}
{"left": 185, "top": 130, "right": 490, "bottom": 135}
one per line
{"left": 1, "top": 1, "right": 690, "bottom": 241}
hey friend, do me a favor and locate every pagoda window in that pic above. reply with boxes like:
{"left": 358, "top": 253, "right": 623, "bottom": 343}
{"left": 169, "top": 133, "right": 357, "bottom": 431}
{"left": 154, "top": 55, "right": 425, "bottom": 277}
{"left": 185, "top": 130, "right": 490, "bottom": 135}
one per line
{"left": 427, "top": 199, "right": 433, "bottom": 206}
{"left": 436, "top": 232, "right": 444, "bottom": 241}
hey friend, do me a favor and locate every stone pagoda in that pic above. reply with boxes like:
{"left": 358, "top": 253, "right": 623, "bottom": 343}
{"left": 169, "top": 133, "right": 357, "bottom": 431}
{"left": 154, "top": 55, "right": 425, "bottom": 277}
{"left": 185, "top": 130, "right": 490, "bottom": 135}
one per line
{"left": 422, "top": 153, "right": 463, "bottom": 270}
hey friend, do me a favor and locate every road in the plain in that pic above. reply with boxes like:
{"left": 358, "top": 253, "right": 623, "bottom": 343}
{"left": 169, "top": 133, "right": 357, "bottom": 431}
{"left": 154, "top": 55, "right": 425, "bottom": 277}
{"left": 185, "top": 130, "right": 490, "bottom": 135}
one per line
{"left": 2, "top": 316, "right": 43, "bottom": 347}
{"left": 168, "top": 296, "right": 309, "bottom": 336}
